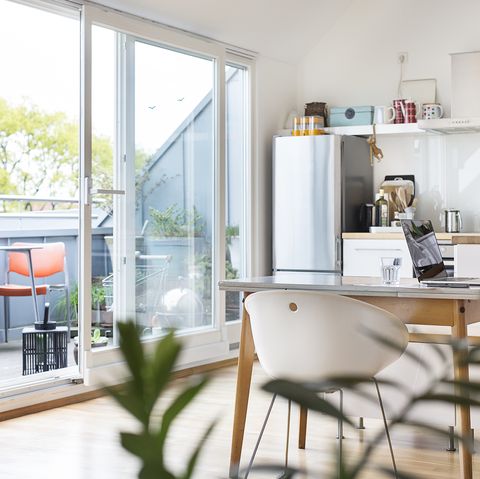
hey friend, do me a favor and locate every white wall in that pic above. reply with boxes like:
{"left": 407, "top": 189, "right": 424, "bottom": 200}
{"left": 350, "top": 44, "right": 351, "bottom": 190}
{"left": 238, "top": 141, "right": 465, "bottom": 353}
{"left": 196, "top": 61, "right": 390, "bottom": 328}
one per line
{"left": 296, "top": 0, "right": 480, "bottom": 232}
{"left": 253, "top": 56, "right": 297, "bottom": 274}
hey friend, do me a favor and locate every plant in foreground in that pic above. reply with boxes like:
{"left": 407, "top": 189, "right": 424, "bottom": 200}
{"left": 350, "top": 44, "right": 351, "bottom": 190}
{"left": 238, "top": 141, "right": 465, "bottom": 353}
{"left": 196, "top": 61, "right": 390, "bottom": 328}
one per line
{"left": 107, "top": 322, "right": 215, "bottom": 479}
{"left": 262, "top": 335, "right": 480, "bottom": 478}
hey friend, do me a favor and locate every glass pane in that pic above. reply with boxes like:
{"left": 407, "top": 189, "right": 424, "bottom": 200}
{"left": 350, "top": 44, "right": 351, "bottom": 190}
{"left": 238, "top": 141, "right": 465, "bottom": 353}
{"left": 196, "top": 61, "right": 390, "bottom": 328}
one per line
{"left": 0, "top": 1, "right": 80, "bottom": 382}
{"left": 90, "top": 25, "right": 116, "bottom": 348}
{"left": 134, "top": 41, "right": 215, "bottom": 335}
{"left": 225, "top": 64, "right": 247, "bottom": 322}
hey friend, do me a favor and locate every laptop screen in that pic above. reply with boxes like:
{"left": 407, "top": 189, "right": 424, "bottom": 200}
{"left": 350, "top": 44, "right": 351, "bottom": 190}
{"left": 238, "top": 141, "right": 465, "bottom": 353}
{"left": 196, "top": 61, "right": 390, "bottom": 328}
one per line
{"left": 401, "top": 220, "right": 448, "bottom": 280}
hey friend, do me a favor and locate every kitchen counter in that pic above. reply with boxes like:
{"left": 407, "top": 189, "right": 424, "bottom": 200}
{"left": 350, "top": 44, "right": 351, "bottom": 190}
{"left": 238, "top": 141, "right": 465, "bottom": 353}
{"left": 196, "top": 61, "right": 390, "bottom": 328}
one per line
{"left": 342, "top": 232, "right": 480, "bottom": 244}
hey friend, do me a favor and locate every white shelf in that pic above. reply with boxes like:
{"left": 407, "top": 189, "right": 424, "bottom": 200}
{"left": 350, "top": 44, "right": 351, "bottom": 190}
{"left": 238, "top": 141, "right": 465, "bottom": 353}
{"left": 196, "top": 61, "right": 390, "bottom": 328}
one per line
{"left": 323, "top": 123, "right": 425, "bottom": 136}
{"left": 276, "top": 123, "right": 426, "bottom": 138}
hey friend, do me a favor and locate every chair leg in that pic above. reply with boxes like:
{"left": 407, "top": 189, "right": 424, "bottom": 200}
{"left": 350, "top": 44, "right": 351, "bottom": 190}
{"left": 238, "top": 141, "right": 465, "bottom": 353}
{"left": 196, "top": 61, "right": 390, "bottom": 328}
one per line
{"left": 282, "top": 399, "right": 292, "bottom": 477}
{"left": 65, "top": 286, "right": 71, "bottom": 342}
{"left": 338, "top": 389, "right": 344, "bottom": 477}
{"left": 298, "top": 406, "right": 308, "bottom": 449}
{"left": 244, "top": 393, "right": 277, "bottom": 479}
{"left": 357, "top": 417, "right": 366, "bottom": 430}
{"left": 3, "top": 296, "right": 8, "bottom": 343}
{"left": 447, "top": 425, "right": 457, "bottom": 452}
{"left": 373, "top": 377, "right": 398, "bottom": 478}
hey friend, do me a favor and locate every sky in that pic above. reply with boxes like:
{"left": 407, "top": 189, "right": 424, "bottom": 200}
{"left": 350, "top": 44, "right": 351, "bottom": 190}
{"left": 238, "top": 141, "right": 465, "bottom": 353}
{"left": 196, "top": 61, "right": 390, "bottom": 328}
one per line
{"left": 0, "top": 0, "right": 213, "bottom": 156}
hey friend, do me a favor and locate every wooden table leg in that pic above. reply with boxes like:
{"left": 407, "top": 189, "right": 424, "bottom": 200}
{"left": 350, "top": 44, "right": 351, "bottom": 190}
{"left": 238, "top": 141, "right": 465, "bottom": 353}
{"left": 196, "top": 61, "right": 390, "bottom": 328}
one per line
{"left": 453, "top": 299, "right": 473, "bottom": 479}
{"left": 298, "top": 406, "right": 308, "bottom": 449}
{"left": 229, "top": 292, "right": 255, "bottom": 479}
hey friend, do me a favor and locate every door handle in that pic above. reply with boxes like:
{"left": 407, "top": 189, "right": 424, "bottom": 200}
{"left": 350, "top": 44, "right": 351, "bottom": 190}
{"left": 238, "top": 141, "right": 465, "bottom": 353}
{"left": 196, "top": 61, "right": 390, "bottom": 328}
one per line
{"left": 83, "top": 177, "right": 126, "bottom": 206}
{"left": 354, "top": 248, "right": 403, "bottom": 252}
{"left": 336, "top": 236, "right": 342, "bottom": 268}
{"left": 90, "top": 188, "right": 125, "bottom": 195}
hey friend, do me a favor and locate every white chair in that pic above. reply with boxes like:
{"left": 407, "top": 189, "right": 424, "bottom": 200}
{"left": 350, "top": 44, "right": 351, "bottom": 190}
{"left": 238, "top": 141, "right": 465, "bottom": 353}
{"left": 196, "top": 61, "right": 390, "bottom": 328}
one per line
{"left": 243, "top": 290, "right": 409, "bottom": 478}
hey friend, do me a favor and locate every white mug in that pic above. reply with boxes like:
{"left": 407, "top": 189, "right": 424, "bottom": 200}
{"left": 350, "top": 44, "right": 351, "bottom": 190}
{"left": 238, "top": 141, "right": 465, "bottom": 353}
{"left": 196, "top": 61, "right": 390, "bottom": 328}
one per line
{"left": 374, "top": 105, "right": 396, "bottom": 124}
{"left": 422, "top": 103, "right": 443, "bottom": 120}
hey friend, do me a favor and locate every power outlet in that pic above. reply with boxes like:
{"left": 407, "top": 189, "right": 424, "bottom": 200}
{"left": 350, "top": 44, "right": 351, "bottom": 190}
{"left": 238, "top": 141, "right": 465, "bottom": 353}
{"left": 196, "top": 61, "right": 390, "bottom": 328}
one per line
{"left": 398, "top": 52, "right": 408, "bottom": 64}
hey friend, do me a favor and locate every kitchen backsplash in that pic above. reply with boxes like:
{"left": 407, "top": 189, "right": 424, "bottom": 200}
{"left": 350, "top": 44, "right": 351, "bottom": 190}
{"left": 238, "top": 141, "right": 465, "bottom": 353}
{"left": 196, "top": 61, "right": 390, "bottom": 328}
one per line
{"left": 373, "top": 133, "right": 480, "bottom": 232}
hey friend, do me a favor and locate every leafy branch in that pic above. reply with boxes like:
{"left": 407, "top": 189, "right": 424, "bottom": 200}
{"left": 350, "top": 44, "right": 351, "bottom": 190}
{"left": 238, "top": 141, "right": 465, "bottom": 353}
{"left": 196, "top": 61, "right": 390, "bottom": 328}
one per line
{"left": 107, "top": 321, "right": 215, "bottom": 479}
{"left": 263, "top": 337, "right": 479, "bottom": 478}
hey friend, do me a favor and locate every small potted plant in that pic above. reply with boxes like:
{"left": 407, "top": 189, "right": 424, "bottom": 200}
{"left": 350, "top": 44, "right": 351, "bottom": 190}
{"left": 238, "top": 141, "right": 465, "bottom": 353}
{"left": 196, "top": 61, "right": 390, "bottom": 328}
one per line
{"left": 91, "top": 280, "right": 113, "bottom": 326}
{"left": 73, "top": 328, "right": 109, "bottom": 364}
{"left": 226, "top": 224, "right": 240, "bottom": 274}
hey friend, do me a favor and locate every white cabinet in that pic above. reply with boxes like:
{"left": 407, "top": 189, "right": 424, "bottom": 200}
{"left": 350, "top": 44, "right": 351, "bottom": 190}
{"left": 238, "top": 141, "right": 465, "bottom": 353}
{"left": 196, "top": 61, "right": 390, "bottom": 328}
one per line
{"left": 455, "top": 244, "right": 480, "bottom": 276}
{"left": 343, "top": 238, "right": 413, "bottom": 277}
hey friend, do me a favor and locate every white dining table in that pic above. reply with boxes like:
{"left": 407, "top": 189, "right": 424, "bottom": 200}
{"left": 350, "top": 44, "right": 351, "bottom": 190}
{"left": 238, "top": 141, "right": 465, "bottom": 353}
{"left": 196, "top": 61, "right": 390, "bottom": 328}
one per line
{"left": 219, "top": 272, "right": 480, "bottom": 479}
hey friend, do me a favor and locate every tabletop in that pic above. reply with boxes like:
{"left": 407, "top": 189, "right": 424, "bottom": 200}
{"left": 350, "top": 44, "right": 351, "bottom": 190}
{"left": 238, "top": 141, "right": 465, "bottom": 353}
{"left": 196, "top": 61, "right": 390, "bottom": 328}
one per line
{"left": 0, "top": 245, "right": 44, "bottom": 252}
{"left": 219, "top": 272, "right": 480, "bottom": 300}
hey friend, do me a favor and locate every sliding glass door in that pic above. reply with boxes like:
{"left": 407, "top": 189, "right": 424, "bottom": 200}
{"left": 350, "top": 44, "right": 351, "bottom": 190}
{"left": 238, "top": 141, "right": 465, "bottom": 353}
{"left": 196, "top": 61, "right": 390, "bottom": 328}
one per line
{"left": 133, "top": 39, "right": 215, "bottom": 336}
{"left": 86, "top": 29, "right": 218, "bottom": 356}
{"left": 0, "top": 1, "right": 252, "bottom": 397}
{"left": 0, "top": 0, "right": 81, "bottom": 388}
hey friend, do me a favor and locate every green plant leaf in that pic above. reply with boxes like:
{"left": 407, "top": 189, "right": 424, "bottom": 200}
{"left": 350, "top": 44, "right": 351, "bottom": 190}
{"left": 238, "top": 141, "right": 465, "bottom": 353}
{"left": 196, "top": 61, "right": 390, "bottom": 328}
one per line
{"left": 92, "top": 328, "right": 101, "bottom": 342}
{"left": 416, "top": 392, "right": 480, "bottom": 408}
{"left": 361, "top": 328, "right": 431, "bottom": 372}
{"left": 378, "top": 467, "right": 420, "bottom": 478}
{"left": 157, "top": 376, "right": 210, "bottom": 448}
{"left": 243, "top": 464, "right": 303, "bottom": 478}
{"left": 263, "top": 379, "right": 354, "bottom": 428}
{"left": 144, "top": 331, "right": 182, "bottom": 416}
{"left": 304, "top": 376, "right": 402, "bottom": 392}
{"left": 117, "top": 321, "right": 146, "bottom": 402}
{"left": 401, "top": 420, "right": 474, "bottom": 453}
{"left": 121, "top": 432, "right": 155, "bottom": 461}
{"left": 441, "top": 379, "right": 480, "bottom": 395}
{"left": 182, "top": 419, "right": 217, "bottom": 479}
{"left": 106, "top": 385, "right": 147, "bottom": 425}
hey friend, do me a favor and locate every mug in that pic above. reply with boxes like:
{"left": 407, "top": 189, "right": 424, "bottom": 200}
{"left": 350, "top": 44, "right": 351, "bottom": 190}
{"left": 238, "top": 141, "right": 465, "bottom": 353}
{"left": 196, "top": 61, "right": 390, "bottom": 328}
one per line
{"left": 422, "top": 103, "right": 444, "bottom": 120}
{"left": 393, "top": 99, "right": 406, "bottom": 124}
{"left": 374, "top": 106, "right": 396, "bottom": 124}
{"left": 404, "top": 100, "right": 419, "bottom": 123}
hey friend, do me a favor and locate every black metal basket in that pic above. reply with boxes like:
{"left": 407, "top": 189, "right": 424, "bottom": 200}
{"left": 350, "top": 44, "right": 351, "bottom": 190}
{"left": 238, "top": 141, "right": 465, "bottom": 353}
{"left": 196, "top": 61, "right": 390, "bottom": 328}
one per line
{"left": 22, "top": 327, "right": 68, "bottom": 375}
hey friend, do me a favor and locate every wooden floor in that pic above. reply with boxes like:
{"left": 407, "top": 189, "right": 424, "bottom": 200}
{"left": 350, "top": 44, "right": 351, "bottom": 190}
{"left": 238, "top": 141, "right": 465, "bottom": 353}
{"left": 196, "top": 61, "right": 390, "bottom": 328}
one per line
{"left": 1, "top": 363, "right": 479, "bottom": 478}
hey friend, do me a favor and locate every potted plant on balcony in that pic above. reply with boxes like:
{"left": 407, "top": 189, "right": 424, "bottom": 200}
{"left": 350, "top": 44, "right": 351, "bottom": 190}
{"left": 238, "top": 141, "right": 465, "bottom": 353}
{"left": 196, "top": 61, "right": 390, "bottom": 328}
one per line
{"left": 91, "top": 280, "right": 113, "bottom": 327}
{"left": 145, "top": 204, "right": 207, "bottom": 282}
{"left": 73, "top": 327, "right": 109, "bottom": 364}
{"left": 226, "top": 224, "right": 240, "bottom": 276}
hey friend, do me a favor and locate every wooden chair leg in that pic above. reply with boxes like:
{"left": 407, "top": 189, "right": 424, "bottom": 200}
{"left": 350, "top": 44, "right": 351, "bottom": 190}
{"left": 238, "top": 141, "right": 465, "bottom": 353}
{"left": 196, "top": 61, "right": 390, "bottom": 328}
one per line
{"left": 298, "top": 406, "right": 308, "bottom": 449}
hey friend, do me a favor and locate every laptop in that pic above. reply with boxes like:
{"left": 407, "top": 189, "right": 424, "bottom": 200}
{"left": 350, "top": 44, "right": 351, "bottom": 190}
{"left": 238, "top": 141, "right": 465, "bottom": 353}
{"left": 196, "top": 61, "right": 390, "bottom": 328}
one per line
{"left": 401, "top": 219, "right": 480, "bottom": 287}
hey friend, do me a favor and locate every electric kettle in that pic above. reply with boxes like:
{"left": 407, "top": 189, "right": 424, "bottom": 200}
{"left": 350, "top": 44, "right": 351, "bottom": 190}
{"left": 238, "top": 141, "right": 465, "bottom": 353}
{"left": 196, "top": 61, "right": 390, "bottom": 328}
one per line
{"left": 444, "top": 209, "right": 462, "bottom": 233}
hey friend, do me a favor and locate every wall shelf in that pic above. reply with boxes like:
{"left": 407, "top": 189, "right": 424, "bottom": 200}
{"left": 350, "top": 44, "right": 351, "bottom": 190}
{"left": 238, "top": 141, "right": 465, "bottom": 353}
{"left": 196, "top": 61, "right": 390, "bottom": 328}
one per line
{"left": 323, "top": 123, "right": 425, "bottom": 136}
{"left": 276, "top": 123, "right": 426, "bottom": 138}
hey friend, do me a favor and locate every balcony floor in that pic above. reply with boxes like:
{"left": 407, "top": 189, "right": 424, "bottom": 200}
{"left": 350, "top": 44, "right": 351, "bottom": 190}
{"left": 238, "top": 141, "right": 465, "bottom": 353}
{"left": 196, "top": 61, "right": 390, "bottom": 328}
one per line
{"left": 0, "top": 338, "right": 76, "bottom": 382}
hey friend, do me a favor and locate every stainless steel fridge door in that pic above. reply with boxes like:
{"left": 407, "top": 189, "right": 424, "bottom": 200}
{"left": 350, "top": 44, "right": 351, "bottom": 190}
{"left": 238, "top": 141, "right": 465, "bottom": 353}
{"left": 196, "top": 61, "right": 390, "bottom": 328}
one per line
{"left": 273, "top": 135, "right": 341, "bottom": 272}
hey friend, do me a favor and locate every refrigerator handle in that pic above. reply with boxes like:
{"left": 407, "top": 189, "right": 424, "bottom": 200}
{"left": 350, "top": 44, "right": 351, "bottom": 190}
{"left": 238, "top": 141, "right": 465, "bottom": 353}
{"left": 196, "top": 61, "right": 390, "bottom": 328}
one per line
{"left": 336, "top": 235, "right": 342, "bottom": 270}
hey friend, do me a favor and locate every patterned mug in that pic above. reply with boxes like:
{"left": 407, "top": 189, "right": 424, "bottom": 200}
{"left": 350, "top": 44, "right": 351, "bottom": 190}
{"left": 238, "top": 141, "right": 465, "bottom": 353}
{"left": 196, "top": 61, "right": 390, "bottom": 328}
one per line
{"left": 393, "top": 99, "right": 406, "bottom": 124}
{"left": 422, "top": 103, "right": 444, "bottom": 120}
{"left": 404, "top": 100, "right": 419, "bottom": 123}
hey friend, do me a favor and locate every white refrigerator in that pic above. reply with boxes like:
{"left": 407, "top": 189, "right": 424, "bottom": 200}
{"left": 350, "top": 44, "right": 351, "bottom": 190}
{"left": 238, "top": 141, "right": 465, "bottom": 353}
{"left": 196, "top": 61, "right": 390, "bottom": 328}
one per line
{"left": 273, "top": 135, "right": 372, "bottom": 273}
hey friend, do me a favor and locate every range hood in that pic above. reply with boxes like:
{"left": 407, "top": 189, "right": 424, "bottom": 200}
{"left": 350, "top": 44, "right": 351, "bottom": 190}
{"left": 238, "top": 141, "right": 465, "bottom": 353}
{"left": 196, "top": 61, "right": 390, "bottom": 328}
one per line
{"left": 417, "top": 52, "right": 480, "bottom": 134}
{"left": 417, "top": 118, "right": 480, "bottom": 134}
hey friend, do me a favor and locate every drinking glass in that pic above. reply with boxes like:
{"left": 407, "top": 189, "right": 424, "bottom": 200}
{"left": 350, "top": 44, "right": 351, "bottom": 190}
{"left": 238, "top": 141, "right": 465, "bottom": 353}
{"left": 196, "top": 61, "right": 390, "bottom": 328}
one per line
{"left": 381, "top": 257, "right": 402, "bottom": 285}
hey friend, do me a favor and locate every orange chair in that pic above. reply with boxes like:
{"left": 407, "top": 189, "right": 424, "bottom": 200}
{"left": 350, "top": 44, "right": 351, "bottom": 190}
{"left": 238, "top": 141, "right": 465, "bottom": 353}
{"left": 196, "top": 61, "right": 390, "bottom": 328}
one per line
{"left": 1, "top": 242, "right": 70, "bottom": 342}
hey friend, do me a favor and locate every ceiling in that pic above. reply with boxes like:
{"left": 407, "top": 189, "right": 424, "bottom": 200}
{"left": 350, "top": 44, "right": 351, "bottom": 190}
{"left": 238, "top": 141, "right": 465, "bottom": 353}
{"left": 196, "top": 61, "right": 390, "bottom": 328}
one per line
{"left": 95, "top": 0, "right": 353, "bottom": 63}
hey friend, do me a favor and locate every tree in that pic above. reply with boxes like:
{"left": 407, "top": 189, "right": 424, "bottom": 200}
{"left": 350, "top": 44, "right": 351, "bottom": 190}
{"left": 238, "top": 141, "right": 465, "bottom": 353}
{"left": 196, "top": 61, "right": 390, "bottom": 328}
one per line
{"left": 0, "top": 97, "right": 113, "bottom": 211}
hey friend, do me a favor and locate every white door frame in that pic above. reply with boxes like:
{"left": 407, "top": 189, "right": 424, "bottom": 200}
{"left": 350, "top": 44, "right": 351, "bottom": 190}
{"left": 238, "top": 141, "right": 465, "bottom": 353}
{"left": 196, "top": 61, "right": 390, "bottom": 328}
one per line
{"left": 79, "top": 2, "right": 255, "bottom": 386}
